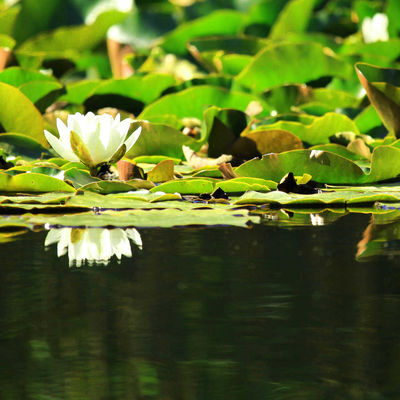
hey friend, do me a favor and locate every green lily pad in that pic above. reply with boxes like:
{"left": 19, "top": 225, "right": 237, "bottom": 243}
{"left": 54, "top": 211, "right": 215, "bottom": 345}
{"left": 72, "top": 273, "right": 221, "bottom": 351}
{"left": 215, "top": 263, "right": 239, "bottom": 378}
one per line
{"left": 0, "top": 133, "right": 51, "bottom": 161}
{"left": 19, "top": 80, "right": 64, "bottom": 112}
{"left": 16, "top": 10, "right": 127, "bottom": 64}
{"left": 64, "top": 167, "right": 100, "bottom": 189}
{"left": 216, "top": 177, "right": 277, "bottom": 193}
{"left": 0, "top": 67, "right": 56, "bottom": 86}
{"left": 61, "top": 73, "right": 177, "bottom": 106}
{"left": 0, "top": 172, "right": 75, "bottom": 193}
{"left": 161, "top": 10, "right": 244, "bottom": 56}
{"left": 147, "top": 160, "right": 175, "bottom": 183}
{"left": 0, "top": 192, "right": 72, "bottom": 209}
{"left": 188, "top": 36, "right": 267, "bottom": 72}
{"left": 127, "top": 121, "right": 196, "bottom": 159}
{"left": 79, "top": 179, "right": 155, "bottom": 195}
{"left": 340, "top": 39, "right": 400, "bottom": 66}
{"left": 256, "top": 112, "right": 360, "bottom": 145}
{"left": 133, "top": 155, "right": 181, "bottom": 165}
{"left": 236, "top": 42, "right": 352, "bottom": 92}
{"left": 309, "top": 143, "right": 365, "bottom": 161}
{"left": 235, "top": 146, "right": 400, "bottom": 184}
{"left": 355, "top": 62, "right": 400, "bottom": 137}
{"left": 150, "top": 178, "right": 215, "bottom": 195}
{"left": 354, "top": 105, "right": 383, "bottom": 134}
{"left": 0, "top": 82, "right": 46, "bottom": 147}
{"left": 232, "top": 129, "right": 303, "bottom": 159}
{"left": 269, "top": 0, "right": 316, "bottom": 39}
{"left": 0, "top": 6, "right": 19, "bottom": 37}
{"left": 220, "top": 54, "right": 253, "bottom": 76}
{"left": 139, "top": 85, "right": 270, "bottom": 122}
{"left": 64, "top": 191, "right": 207, "bottom": 210}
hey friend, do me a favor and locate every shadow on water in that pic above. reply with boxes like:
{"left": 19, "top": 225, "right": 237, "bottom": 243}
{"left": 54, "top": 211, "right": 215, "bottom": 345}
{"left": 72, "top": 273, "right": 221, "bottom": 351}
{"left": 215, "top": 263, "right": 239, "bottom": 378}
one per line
{"left": 1, "top": 212, "right": 400, "bottom": 399}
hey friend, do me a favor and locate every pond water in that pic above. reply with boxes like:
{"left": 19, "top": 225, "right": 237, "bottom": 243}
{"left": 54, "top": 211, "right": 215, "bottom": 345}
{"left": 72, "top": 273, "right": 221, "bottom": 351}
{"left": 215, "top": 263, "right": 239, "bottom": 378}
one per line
{"left": 1, "top": 211, "right": 400, "bottom": 399}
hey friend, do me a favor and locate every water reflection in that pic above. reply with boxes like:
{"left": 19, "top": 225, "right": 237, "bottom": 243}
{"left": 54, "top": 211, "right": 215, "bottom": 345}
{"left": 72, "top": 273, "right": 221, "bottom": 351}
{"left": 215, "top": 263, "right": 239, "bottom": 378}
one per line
{"left": 44, "top": 227, "right": 142, "bottom": 267}
{"left": 258, "top": 209, "right": 346, "bottom": 227}
{"left": 357, "top": 210, "right": 400, "bottom": 261}
{"left": 2, "top": 213, "right": 400, "bottom": 398}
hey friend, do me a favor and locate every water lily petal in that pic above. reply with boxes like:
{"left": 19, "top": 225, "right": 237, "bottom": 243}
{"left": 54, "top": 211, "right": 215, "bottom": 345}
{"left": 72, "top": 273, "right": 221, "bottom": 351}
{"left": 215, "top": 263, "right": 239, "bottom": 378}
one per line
{"left": 124, "top": 126, "right": 142, "bottom": 153}
{"left": 44, "top": 229, "right": 64, "bottom": 247}
{"left": 44, "top": 130, "right": 80, "bottom": 162}
{"left": 56, "top": 118, "right": 71, "bottom": 144}
{"left": 126, "top": 228, "right": 143, "bottom": 250}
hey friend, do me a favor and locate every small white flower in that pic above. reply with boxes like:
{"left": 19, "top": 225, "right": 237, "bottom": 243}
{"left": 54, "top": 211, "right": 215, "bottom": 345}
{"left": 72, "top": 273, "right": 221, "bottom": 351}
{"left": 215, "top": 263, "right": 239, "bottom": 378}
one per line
{"left": 44, "top": 112, "right": 141, "bottom": 170}
{"left": 45, "top": 227, "right": 142, "bottom": 267}
{"left": 362, "top": 13, "right": 389, "bottom": 44}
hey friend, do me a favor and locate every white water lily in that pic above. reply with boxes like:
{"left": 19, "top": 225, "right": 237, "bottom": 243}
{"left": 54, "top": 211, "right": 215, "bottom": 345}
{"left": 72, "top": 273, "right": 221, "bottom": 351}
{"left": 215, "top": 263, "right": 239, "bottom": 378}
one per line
{"left": 44, "top": 112, "right": 141, "bottom": 172}
{"left": 362, "top": 13, "right": 389, "bottom": 43}
{"left": 45, "top": 227, "right": 142, "bottom": 267}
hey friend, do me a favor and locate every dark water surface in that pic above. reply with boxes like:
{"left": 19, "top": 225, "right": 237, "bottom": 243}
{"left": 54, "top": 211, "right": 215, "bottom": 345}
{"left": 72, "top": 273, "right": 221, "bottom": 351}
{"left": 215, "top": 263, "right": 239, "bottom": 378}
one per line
{"left": 1, "top": 212, "right": 400, "bottom": 399}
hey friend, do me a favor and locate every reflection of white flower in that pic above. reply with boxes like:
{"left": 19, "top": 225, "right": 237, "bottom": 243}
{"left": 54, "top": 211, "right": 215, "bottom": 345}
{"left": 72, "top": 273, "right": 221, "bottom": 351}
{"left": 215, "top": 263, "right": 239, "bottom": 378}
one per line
{"left": 44, "top": 112, "right": 141, "bottom": 171}
{"left": 310, "top": 213, "right": 324, "bottom": 226}
{"left": 362, "top": 13, "right": 389, "bottom": 44}
{"left": 45, "top": 228, "right": 142, "bottom": 267}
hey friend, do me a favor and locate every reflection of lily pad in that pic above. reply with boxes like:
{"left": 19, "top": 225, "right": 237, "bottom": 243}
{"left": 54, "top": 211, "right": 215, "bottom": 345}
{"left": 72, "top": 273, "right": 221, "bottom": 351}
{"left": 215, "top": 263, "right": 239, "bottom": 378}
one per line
{"left": 28, "top": 209, "right": 260, "bottom": 228}
{"left": 356, "top": 214, "right": 400, "bottom": 261}
{"left": 234, "top": 190, "right": 400, "bottom": 206}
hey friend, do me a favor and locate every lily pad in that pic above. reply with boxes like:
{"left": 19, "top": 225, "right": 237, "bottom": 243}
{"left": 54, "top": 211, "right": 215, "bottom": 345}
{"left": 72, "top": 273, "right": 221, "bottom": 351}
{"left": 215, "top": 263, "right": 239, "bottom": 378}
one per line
{"left": 150, "top": 178, "right": 215, "bottom": 195}
{"left": 0, "top": 133, "right": 51, "bottom": 161}
{"left": 255, "top": 112, "right": 360, "bottom": 145}
{"left": 355, "top": 62, "right": 400, "bottom": 137}
{"left": 0, "top": 82, "right": 46, "bottom": 147}
{"left": 61, "top": 73, "right": 177, "bottom": 106}
{"left": 127, "top": 121, "right": 196, "bottom": 159}
{"left": 232, "top": 129, "right": 303, "bottom": 159}
{"left": 79, "top": 179, "right": 154, "bottom": 195}
{"left": 269, "top": 0, "right": 316, "bottom": 39}
{"left": 236, "top": 42, "right": 352, "bottom": 92}
{"left": 235, "top": 146, "right": 400, "bottom": 184}
{"left": 216, "top": 177, "right": 276, "bottom": 193}
{"left": 0, "top": 172, "right": 75, "bottom": 193}
{"left": 161, "top": 10, "right": 244, "bottom": 56}
{"left": 147, "top": 159, "right": 175, "bottom": 183}
{"left": 16, "top": 10, "right": 127, "bottom": 65}
{"left": 139, "top": 85, "right": 270, "bottom": 122}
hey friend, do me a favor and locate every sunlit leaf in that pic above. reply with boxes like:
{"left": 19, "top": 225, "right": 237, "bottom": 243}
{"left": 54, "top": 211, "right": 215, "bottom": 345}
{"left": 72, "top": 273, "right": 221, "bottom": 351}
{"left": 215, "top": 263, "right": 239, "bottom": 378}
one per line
{"left": 269, "top": 0, "right": 316, "bottom": 39}
{"left": 161, "top": 10, "right": 244, "bottom": 56}
{"left": 150, "top": 178, "right": 215, "bottom": 194}
{"left": 0, "top": 82, "right": 45, "bottom": 147}
{"left": 355, "top": 62, "right": 400, "bottom": 137}
{"left": 0, "top": 171, "right": 75, "bottom": 192}
{"left": 140, "top": 85, "right": 270, "bottom": 122}
{"left": 236, "top": 42, "right": 352, "bottom": 92}
{"left": 126, "top": 121, "right": 196, "bottom": 159}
